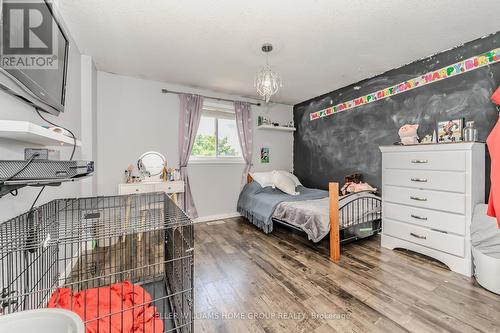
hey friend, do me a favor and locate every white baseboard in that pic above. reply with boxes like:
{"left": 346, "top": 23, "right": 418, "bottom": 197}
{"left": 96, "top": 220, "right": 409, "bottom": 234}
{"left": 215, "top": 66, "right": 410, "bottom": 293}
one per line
{"left": 193, "top": 212, "right": 241, "bottom": 223}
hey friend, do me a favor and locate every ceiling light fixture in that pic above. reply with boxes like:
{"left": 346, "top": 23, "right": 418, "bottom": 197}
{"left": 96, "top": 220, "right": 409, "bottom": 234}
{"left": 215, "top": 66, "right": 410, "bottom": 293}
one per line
{"left": 255, "top": 43, "right": 283, "bottom": 103}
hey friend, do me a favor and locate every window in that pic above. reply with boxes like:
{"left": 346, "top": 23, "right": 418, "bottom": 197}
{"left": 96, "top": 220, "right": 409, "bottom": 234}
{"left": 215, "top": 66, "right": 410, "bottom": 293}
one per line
{"left": 190, "top": 103, "right": 243, "bottom": 163}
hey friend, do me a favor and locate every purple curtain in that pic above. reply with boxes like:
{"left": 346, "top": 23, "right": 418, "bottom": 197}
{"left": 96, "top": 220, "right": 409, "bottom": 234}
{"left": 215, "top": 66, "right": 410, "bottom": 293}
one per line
{"left": 178, "top": 94, "right": 204, "bottom": 218}
{"left": 234, "top": 101, "right": 253, "bottom": 187}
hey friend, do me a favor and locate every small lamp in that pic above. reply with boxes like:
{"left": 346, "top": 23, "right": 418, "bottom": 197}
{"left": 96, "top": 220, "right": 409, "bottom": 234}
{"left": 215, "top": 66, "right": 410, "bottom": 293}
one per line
{"left": 493, "top": 86, "right": 500, "bottom": 105}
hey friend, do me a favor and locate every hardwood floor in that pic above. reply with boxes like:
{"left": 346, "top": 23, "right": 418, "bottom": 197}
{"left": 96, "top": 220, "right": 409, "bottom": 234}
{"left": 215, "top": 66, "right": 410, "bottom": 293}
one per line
{"left": 194, "top": 217, "right": 500, "bottom": 333}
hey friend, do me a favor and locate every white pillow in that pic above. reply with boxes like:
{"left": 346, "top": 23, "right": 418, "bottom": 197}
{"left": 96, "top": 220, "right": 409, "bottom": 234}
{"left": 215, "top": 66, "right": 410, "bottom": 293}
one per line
{"left": 272, "top": 170, "right": 299, "bottom": 196}
{"left": 276, "top": 170, "right": 302, "bottom": 187}
{"left": 250, "top": 172, "right": 274, "bottom": 187}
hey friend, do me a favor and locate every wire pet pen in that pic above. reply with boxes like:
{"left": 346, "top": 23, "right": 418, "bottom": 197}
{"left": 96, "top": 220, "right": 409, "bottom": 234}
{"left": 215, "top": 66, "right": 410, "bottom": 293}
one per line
{"left": 0, "top": 192, "right": 193, "bottom": 333}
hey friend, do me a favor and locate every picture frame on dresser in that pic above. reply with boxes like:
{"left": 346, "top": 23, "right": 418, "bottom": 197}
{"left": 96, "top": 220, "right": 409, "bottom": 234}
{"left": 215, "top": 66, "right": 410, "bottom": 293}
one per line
{"left": 437, "top": 118, "right": 464, "bottom": 143}
{"left": 379, "top": 142, "right": 485, "bottom": 276}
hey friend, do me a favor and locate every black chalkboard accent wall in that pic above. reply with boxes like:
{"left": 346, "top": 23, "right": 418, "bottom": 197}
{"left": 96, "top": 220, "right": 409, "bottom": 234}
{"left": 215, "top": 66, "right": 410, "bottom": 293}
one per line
{"left": 293, "top": 32, "right": 500, "bottom": 195}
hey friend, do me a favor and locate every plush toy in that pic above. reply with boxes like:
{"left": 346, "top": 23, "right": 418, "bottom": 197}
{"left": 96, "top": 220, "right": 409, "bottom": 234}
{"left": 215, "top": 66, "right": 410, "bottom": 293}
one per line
{"left": 341, "top": 173, "right": 377, "bottom": 195}
{"left": 344, "top": 173, "right": 362, "bottom": 184}
{"left": 398, "top": 124, "right": 419, "bottom": 145}
{"left": 341, "top": 182, "right": 377, "bottom": 195}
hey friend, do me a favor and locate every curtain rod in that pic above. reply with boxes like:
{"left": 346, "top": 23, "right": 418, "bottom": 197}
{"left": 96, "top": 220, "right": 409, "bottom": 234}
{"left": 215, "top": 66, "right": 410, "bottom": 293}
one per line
{"left": 161, "top": 89, "right": 261, "bottom": 106}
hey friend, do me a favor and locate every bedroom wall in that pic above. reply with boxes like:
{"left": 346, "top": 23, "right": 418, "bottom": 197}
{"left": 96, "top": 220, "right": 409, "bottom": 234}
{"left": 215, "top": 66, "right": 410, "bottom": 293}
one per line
{"left": 0, "top": 46, "right": 96, "bottom": 221}
{"left": 96, "top": 72, "right": 293, "bottom": 220}
{"left": 294, "top": 32, "right": 500, "bottom": 193}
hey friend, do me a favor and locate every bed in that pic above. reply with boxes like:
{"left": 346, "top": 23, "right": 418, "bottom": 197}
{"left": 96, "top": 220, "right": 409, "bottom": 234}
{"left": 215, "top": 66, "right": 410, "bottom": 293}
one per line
{"left": 237, "top": 174, "right": 382, "bottom": 262}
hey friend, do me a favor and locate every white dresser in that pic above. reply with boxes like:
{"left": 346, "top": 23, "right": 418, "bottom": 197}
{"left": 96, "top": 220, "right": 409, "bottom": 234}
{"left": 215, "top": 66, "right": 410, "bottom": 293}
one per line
{"left": 118, "top": 181, "right": 184, "bottom": 204}
{"left": 379, "top": 143, "right": 485, "bottom": 276}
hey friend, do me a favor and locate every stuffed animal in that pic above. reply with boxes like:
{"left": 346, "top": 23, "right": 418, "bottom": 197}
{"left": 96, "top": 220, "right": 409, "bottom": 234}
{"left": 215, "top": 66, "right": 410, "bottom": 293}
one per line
{"left": 344, "top": 173, "right": 362, "bottom": 184}
{"left": 341, "top": 173, "right": 377, "bottom": 195}
{"left": 341, "top": 182, "right": 377, "bottom": 195}
{"left": 398, "top": 124, "right": 419, "bottom": 145}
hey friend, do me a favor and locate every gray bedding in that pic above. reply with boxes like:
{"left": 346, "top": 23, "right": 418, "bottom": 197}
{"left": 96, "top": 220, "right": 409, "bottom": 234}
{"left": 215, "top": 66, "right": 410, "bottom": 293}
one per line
{"left": 237, "top": 181, "right": 328, "bottom": 233}
{"left": 273, "top": 192, "right": 381, "bottom": 242}
{"left": 471, "top": 204, "right": 500, "bottom": 259}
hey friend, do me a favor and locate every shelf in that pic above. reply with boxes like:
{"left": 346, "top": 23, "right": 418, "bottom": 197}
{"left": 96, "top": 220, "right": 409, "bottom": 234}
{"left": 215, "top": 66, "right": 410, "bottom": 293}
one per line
{"left": 257, "top": 124, "right": 296, "bottom": 132}
{"left": 0, "top": 120, "right": 81, "bottom": 147}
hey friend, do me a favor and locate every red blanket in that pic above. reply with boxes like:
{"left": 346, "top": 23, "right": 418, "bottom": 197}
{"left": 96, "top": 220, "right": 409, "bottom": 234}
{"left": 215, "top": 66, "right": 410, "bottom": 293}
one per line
{"left": 47, "top": 281, "right": 163, "bottom": 333}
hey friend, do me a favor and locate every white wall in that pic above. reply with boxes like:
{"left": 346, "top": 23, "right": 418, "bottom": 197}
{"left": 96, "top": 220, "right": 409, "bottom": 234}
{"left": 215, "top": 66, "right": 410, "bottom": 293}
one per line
{"left": 80, "top": 55, "right": 98, "bottom": 197}
{"left": 96, "top": 72, "right": 293, "bottom": 219}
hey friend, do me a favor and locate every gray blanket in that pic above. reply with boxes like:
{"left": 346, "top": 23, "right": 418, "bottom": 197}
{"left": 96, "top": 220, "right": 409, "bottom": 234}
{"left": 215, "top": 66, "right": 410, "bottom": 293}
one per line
{"left": 237, "top": 181, "right": 328, "bottom": 233}
{"left": 273, "top": 192, "right": 381, "bottom": 242}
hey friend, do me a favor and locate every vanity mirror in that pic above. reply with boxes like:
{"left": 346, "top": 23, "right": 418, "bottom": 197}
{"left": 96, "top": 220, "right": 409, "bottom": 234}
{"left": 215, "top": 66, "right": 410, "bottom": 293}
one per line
{"left": 137, "top": 151, "right": 166, "bottom": 181}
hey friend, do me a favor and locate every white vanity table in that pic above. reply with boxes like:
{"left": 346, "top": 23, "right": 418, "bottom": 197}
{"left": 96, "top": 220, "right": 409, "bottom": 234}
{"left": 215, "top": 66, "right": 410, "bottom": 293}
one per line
{"left": 119, "top": 151, "right": 184, "bottom": 205}
{"left": 118, "top": 181, "right": 184, "bottom": 204}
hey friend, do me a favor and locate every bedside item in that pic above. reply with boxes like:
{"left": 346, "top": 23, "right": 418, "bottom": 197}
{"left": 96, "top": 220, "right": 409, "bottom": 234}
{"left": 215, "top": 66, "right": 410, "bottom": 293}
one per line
{"left": 398, "top": 124, "right": 419, "bottom": 145}
{"left": 137, "top": 151, "right": 165, "bottom": 182}
{"left": 463, "top": 121, "right": 478, "bottom": 142}
{"left": 380, "top": 143, "right": 485, "bottom": 276}
{"left": 437, "top": 119, "right": 463, "bottom": 143}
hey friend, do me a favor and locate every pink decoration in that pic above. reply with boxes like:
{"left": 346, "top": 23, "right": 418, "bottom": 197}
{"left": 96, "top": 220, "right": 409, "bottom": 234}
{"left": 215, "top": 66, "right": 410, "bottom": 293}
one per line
{"left": 398, "top": 124, "right": 419, "bottom": 145}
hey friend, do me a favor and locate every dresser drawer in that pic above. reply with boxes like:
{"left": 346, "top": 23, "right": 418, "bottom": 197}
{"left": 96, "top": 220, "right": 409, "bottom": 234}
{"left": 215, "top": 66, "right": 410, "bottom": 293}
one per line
{"left": 383, "top": 169, "right": 465, "bottom": 193}
{"left": 384, "top": 185, "right": 465, "bottom": 214}
{"left": 383, "top": 219, "right": 465, "bottom": 257}
{"left": 383, "top": 151, "right": 465, "bottom": 171}
{"left": 118, "top": 184, "right": 156, "bottom": 195}
{"left": 155, "top": 181, "right": 184, "bottom": 194}
{"left": 384, "top": 202, "right": 465, "bottom": 235}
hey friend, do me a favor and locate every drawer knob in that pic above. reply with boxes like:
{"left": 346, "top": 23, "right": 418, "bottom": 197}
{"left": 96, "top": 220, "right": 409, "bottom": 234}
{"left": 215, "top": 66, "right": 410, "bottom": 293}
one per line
{"left": 411, "top": 178, "right": 428, "bottom": 183}
{"left": 410, "top": 232, "right": 427, "bottom": 240}
{"left": 411, "top": 214, "right": 428, "bottom": 221}
{"left": 411, "top": 159, "right": 428, "bottom": 164}
{"left": 410, "top": 196, "right": 427, "bottom": 202}
{"left": 135, "top": 189, "right": 139, "bottom": 192}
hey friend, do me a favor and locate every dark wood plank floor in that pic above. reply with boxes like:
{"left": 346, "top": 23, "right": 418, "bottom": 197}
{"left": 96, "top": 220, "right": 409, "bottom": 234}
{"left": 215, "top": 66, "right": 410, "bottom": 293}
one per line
{"left": 194, "top": 217, "right": 500, "bottom": 333}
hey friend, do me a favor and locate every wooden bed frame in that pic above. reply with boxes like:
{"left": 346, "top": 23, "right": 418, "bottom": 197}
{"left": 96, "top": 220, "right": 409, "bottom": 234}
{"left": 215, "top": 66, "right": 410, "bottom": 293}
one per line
{"left": 247, "top": 174, "right": 340, "bottom": 262}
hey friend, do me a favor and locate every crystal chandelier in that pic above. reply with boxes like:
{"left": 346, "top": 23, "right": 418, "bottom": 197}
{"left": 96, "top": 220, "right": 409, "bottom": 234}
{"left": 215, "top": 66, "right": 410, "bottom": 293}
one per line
{"left": 255, "top": 43, "right": 283, "bottom": 103}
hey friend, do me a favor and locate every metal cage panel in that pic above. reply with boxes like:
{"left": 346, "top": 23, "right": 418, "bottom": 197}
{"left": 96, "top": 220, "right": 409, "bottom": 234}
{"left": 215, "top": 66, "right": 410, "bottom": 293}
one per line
{"left": 0, "top": 192, "right": 193, "bottom": 333}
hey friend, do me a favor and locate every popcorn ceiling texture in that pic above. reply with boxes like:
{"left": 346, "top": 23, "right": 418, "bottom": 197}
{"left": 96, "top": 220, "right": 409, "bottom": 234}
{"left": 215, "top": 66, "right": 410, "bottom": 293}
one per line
{"left": 56, "top": 0, "right": 500, "bottom": 104}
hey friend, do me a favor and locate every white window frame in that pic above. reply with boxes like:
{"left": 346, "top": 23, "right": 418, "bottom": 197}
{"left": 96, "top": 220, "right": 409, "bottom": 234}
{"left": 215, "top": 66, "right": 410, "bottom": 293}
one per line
{"left": 189, "top": 102, "right": 244, "bottom": 165}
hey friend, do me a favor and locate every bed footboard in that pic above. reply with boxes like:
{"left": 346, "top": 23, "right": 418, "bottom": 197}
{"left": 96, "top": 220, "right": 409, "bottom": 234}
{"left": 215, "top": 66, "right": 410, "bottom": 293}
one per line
{"left": 338, "top": 192, "right": 382, "bottom": 229}
{"left": 329, "top": 183, "right": 340, "bottom": 262}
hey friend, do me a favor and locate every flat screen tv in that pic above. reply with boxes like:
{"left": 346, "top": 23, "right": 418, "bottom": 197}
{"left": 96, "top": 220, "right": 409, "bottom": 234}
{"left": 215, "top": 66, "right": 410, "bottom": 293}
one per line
{"left": 0, "top": 0, "right": 69, "bottom": 115}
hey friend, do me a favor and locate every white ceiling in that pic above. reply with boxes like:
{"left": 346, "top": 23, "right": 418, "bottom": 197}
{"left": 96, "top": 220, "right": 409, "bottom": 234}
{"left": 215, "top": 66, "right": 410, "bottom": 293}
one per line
{"left": 56, "top": 0, "right": 500, "bottom": 105}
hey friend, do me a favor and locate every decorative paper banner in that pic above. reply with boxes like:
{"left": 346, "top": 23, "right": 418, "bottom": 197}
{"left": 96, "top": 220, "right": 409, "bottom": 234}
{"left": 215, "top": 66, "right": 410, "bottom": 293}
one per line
{"left": 310, "top": 48, "right": 500, "bottom": 121}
